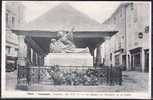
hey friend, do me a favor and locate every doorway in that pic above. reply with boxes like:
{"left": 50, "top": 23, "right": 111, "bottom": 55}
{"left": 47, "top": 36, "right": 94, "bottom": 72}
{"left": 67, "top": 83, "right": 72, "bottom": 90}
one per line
{"left": 122, "top": 55, "right": 126, "bottom": 70}
{"left": 130, "top": 47, "right": 142, "bottom": 72}
{"left": 144, "top": 49, "right": 149, "bottom": 72}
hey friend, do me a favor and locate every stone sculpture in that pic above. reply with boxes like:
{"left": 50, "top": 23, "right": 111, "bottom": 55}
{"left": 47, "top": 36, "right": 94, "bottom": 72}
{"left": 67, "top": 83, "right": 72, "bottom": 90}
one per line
{"left": 49, "top": 28, "right": 89, "bottom": 53}
{"left": 45, "top": 27, "right": 93, "bottom": 66}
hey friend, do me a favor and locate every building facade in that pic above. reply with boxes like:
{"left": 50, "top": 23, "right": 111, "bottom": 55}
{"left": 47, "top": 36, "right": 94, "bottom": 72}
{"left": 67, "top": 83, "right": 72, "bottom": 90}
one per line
{"left": 101, "top": 3, "right": 127, "bottom": 68}
{"left": 125, "top": 3, "right": 150, "bottom": 72}
{"left": 101, "top": 2, "right": 150, "bottom": 72}
{"left": 6, "top": 2, "right": 25, "bottom": 71}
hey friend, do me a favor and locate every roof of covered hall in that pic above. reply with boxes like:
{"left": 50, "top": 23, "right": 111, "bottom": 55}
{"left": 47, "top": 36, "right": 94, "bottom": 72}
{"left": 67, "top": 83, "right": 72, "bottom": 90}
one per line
{"left": 13, "top": 3, "right": 117, "bottom": 32}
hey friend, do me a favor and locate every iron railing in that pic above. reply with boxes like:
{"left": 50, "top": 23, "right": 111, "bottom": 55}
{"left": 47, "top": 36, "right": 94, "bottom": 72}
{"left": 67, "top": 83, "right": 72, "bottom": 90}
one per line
{"left": 17, "top": 65, "right": 122, "bottom": 88}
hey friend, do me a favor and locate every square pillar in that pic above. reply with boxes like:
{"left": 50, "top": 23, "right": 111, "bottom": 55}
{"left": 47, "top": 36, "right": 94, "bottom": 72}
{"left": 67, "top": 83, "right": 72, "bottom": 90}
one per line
{"left": 16, "top": 35, "right": 28, "bottom": 90}
{"left": 126, "top": 52, "right": 131, "bottom": 71}
{"left": 17, "top": 35, "right": 27, "bottom": 66}
{"left": 141, "top": 49, "right": 145, "bottom": 72}
{"left": 96, "top": 46, "right": 102, "bottom": 66}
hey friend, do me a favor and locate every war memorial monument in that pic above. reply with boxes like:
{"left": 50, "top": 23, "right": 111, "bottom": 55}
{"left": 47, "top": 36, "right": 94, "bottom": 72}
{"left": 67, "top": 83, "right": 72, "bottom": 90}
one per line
{"left": 45, "top": 28, "right": 93, "bottom": 67}
{"left": 10, "top": 3, "right": 121, "bottom": 90}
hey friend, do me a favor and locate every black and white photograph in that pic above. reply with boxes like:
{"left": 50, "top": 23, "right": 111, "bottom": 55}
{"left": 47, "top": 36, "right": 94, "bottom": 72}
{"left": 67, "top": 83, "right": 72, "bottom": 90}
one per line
{"left": 1, "top": 1, "right": 151, "bottom": 99}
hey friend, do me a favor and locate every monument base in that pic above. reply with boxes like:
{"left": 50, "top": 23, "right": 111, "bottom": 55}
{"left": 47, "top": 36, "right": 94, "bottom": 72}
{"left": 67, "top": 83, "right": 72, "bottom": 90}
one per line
{"left": 45, "top": 53, "right": 93, "bottom": 66}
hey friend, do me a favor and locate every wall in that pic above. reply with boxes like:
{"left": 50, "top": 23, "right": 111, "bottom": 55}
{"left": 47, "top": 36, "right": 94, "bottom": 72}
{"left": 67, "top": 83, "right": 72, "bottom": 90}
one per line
{"left": 101, "top": 3, "right": 127, "bottom": 66}
{"left": 101, "top": 2, "right": 150, "bottom": 71}
{"left": 126, "top": 3, "right": 150, "bottom": 51}
{"left": 6, "top": 2, "right": 25, "bottom": 58}
{"left": 125, "top": 3, "right": 150, "bottom": 72}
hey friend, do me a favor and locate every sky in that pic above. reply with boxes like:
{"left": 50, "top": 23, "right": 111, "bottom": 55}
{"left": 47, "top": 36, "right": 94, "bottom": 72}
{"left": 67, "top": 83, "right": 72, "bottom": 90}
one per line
{"left": 19, "top": 1, "right": 121, "bottom": 24}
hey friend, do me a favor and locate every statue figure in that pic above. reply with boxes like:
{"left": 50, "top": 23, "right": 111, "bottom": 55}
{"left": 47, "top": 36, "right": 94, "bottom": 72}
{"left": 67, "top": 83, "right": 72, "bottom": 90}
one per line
{"left": 50, "top": 39, "right": 65, "bottom": 53}
{"left": 49, "top": 28, "right": 89, "bottom": 53}
{"left": 56, "top": 30, "right": 76, "bottom": 50}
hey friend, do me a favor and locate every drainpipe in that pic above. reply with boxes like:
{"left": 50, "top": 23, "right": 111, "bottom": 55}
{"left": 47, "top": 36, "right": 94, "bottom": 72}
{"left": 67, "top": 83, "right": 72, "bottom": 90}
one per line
{"left": 125, "top": 4, "right": 130, "bottom": 71}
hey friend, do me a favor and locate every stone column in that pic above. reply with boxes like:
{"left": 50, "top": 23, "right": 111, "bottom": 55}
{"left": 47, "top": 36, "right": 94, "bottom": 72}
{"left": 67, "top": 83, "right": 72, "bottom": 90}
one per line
{"left": 16, "top": 35, "right": 28, "bottom": 90}
{"left": 17, "top": 35, "right": 27, "bottom": 66}
{"left": 126, "top": 52, "right": 130, "bottom": 71}
{"left": 96, "top": 46, "right": 102, "bottom": 66}
{"left": 41, "top": 55, "right": 44, "bottom": 65}
{"left": 88, "top": 46, "right": 95, "bottom": 66}
{"left": 128, "top": 54, "right": 131, "bottom": 70}
{"left": 35, "top": 52, "right": 38, "bottom": 66}
{"left": 141, "top": 49, "right": 145, "bottom": 72}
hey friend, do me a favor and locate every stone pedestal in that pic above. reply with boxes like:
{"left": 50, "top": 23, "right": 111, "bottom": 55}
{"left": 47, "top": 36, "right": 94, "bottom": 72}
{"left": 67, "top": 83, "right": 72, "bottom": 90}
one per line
{"left": 45, "top": 53, "right": 93, "bottom": 66}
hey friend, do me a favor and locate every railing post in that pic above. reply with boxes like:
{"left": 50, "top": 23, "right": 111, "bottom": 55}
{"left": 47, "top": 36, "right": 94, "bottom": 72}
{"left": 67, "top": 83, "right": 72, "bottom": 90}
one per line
{"left": 26, "top": 65, "right": 30, "bottom": 85}
{"left": 107, "top": 66, "right": 110, "bottom": 85}
{"left": 110, "top": 65, "right": 112, "bottom": 86}
{"left": 119, "top": 67, "right": 122, "bottom": 85}
{"left": 38, "top": 65, "right": 40, "bottom": 84}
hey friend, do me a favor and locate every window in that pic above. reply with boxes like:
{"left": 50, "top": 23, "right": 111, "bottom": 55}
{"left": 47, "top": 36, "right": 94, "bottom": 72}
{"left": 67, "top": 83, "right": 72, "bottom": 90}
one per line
{"left": 118, "top": 37, "right": 121, "bottom": 49}
{"left": 122, "top": 36, "right": 124, "bottom": 39}
{"left": 115, "top": 55, "right": 120, "bottom": 65}
{"left": 128, "top": 22, "right": 131, "bottom": 27}
{"left": 119, "top": 41, "right": 121, "bottom": 49}
{"left": 114, "top": 17, "right": 116, "bottom": 24}
{"left": 12, "top": 17, "right": 15, "bottom": 26}
{"left": 120, "top": 8, "right": 122, "bottom": 17}
{"left": 110, "top": 53, "right": 112, "bottom": 61}
{"left": 15, "top": 48, "right": 18, "bottom": 51}
{"left": 6, "top": 13, "right": 9, "bottom": 25}
{"left": 133, "top": 11, "right": 137, "bottom": 23}
{"left": 131, "top": 3, "right": 134, "bottom": 10}
{"left": 134, "top": 53, "right": 141, "bottom": 67}
{"left": 18, "top": 19, "right": 20, "bottom": 24}
{"left": 133, "top": 17, "right": 137, "bottom": 23}
{"left": 138, "top": 32, "right": 143, "bottom": 39}
{"left": 145, "top": 26, "right": 149, "bottom": 33}
{"left": 6, "top": 46, "right": 11, "bottom": 55}
{"left": 120, "top": 12, "right": 122, "bottom": 17}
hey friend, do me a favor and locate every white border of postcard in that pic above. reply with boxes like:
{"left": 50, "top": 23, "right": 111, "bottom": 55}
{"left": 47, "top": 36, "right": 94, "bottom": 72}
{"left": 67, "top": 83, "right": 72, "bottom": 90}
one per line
{"left": 1, "top": 1, "right": 152, "bottom": 99}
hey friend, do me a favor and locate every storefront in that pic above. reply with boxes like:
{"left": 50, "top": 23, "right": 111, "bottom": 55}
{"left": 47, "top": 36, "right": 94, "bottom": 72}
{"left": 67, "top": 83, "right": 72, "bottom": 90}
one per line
{"left": 130, "top": 47, "right": 142, "bottom": 71}
{"left": 114, "top": 48, "right": 124, "bottom": 66}
{"left": 144, "top": 49, "right": 149, "bottom": 72}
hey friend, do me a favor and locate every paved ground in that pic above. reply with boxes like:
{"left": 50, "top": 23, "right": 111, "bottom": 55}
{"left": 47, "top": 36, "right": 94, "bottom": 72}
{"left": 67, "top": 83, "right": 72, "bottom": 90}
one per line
{"left": 6, "top": 70, "right": 17, "bottom": 91}
{"left": 121, "top": 71, "right": 149, "bottom": 92}
{"left": 6, "top": 71, "right": 149, "bottom": 92}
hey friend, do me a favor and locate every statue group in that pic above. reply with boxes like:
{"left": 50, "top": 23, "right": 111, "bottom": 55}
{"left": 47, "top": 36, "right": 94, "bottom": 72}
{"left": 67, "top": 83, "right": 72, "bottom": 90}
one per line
{"left": 49, "top": 28, "right": 89, "bottom": 53}
{"left": 46, "top": 28, "right": 93, "bottom": 66}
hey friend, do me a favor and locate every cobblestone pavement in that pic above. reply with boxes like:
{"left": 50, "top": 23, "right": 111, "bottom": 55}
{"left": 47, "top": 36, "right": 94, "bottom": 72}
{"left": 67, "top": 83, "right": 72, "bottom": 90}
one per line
{"left": 6, "top": 71, "right": 149, "bottom": 92}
